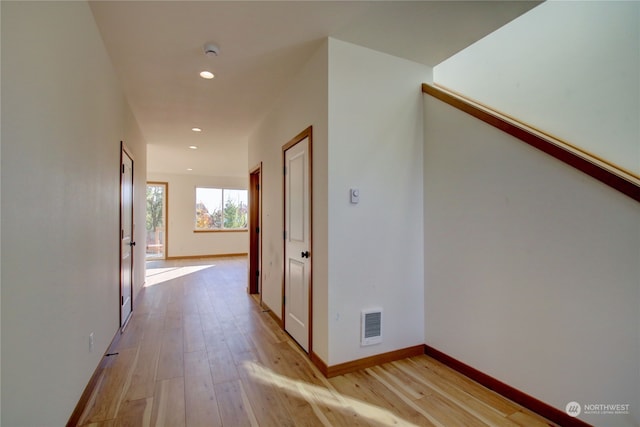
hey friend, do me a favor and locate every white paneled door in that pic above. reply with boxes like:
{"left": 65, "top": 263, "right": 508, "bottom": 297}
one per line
{"left": 120, "top": 144, "right": 134, "bottom": 328}
{"left": 284, "top": 128, "right": 312, "bottom": 352}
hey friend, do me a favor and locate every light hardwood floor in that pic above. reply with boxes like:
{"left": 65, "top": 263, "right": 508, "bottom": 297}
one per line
{"left": 77, "top": 256, "right": 555, "bottom": 426}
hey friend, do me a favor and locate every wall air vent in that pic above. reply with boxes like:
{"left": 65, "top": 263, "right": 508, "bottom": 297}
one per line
{"left": 361, "top": 309, "right": 382, "bottom": 346}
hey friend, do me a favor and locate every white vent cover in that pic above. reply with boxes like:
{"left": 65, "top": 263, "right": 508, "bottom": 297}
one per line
{"left": 361, "top": 309, "right": 382, "bottom": 346}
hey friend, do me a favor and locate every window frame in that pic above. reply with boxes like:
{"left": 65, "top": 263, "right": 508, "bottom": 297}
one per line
{"left": 194, "top": 186, "right": 248, "bottom": 232}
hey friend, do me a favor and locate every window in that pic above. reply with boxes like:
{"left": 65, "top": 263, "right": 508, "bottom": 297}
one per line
{"left": 195, "top": 187, "right": 248, "bottom": 231}
{"left": 146, "top": 182, "right": 167, "bottom": 258}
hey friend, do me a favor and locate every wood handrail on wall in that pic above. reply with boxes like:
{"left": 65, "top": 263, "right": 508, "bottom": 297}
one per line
{"left": 422, "top": 83, "right": 640, "bottom": 203}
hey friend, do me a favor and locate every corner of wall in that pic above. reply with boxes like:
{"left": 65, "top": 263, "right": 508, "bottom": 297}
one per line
{"left": 247, "top": 38, "right": 330, "bottom": 362}
{"left": 124, "top": 105, "right": 148, "bottom": 301}
{"left": 326, "top": 38, "right": 431, "bottom": 366}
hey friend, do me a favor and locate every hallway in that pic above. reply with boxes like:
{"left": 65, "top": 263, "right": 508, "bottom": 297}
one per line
{"left": 76, "top": 257, "right": 554, "bottom": 426}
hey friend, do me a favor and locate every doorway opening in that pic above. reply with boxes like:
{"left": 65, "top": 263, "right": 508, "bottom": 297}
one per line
{"left": 249, "top": 164, "right": 262, "bottom": 299}
{"left": 146, "top": 182, "right": 167, "bottom": 260}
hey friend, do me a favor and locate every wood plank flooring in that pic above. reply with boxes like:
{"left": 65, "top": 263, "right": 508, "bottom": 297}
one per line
{"left": 76, "top": 256, "right": 555, "bottom": 426}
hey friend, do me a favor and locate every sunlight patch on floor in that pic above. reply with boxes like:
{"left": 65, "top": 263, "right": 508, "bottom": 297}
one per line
{"left": 144, "top": 264, "right": 215, "bottom": 287}
{"left": 242, "top": 360, "right": 420, "bottom": 427}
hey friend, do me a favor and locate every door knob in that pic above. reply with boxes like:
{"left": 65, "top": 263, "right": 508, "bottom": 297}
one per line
{"left": 130, "top": 241, "right": 136, "bottom": 247}
{"left": 301, "top": 251, "right": 310, "bottom": 258}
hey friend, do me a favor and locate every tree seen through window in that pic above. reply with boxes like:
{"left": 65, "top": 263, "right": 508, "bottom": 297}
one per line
{"left": 195, "top": 187, "right": 247, "bottom": 230}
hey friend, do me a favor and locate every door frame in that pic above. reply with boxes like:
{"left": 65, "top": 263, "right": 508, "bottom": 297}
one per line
{"left": 282, "top": 126, "right": 313, "bottom": 354}
{"left": 120, "top": 141, "right": 135, "bottom": 330}
{"left": 146, "top": 181, "right": 169, "bottom": 260}
{"left": 248, "top": 163, "right": 262, "bottom": 301}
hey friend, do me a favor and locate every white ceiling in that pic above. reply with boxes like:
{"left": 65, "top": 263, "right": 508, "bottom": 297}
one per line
{"left": 90, "top": 1, "right": 540, "bottom": 177}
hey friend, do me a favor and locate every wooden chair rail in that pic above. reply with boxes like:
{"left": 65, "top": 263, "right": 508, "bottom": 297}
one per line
{"left": 422, "top": 83, "right": 640, "bottom": 203}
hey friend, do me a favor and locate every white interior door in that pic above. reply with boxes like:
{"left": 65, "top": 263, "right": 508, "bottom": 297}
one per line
{"left": 120, "top": 147, "right": 134, "bottom": 327}
{"left": 284, "top": 132, "right": 311, "bottom": 352}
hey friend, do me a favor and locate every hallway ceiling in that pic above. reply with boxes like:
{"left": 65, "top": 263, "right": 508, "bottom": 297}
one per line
{"left": 90, "top": 1, "right": 540, "bottom": 177}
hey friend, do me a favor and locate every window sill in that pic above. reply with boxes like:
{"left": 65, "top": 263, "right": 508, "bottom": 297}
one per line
{"left": 194, "top": 229, "right": 248, "bottom": 233}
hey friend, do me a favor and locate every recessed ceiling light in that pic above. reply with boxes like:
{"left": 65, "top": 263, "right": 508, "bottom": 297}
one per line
{"left": 191, "top": 127, "right": 202, "bottom": 132}
{"left": 189, "top": 145, "right": 198, "bottom": 150}
{"left": 187, "top": 168, "right": 193, "bottom": 171}
{"left": 199, "top": 71, "right": 214, "bottom": 79}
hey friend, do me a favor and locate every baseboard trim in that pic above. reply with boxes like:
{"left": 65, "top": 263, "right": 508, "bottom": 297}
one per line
{"left": 66, "top": 324, "right": 124, "bottom": 426}
{"left": 165, "top": 253, "right": 247, "bottom": 260}
{"left": 316, "top": 345, "right": 425, "bottom": 378}
{"left": 260, "top": 300, "right": 284, "bottom": 328}
{"left": 310, "top": 351, "right": 329, "bottom": 376}
{"left": 67, "top": 286, "right": 147, "bottom": 427}
{"left": 424, "top": 345, "right": 593, "bottom": 427}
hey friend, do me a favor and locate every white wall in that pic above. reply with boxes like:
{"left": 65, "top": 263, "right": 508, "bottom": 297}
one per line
{"left": 248, "top": 38, "right": 431, "bottom": 366}
{"left": 248, "top": 40, "right": 329, "bottom": 361}
{"left": 0, "top": 2, "right": 4, "bottom": 418}
{"left": 435, "top": 1, "right": 640, "bottom": 175}
{"left": 127, "top": 110, "right": 149, "bottom": 302}
{"left": 146, "top": 172, "right": 248, "bottom": 258}
{"left": 1, "top": 2, "right": 147, "bottom": 425}
{"left": 423, "top": 95, "right": 640, "bottom": 427}
{"left": 327, "top": 39, "right": 431, "bottom": 365}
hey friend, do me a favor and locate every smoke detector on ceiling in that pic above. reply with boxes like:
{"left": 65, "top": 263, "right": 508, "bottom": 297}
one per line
{"left": 203, "top": 43, "right": 220, "bottom": 57}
